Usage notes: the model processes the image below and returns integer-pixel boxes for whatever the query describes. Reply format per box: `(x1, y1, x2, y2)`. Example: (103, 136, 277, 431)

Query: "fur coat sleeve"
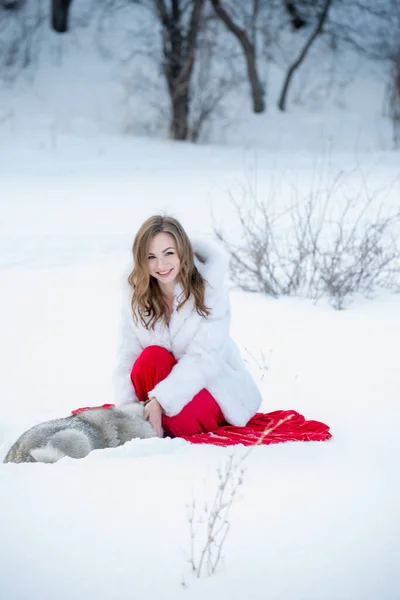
(112, 293, 142, 405)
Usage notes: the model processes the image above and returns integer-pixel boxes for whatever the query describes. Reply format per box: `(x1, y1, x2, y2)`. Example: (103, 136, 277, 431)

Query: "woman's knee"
(132, 345, 175, 375)
(162, 392, 225, 437)
(137, 345, 172, 363)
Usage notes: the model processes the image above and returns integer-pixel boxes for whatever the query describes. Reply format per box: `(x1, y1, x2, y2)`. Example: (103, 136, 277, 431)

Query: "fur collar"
(191, 237, 229, 289)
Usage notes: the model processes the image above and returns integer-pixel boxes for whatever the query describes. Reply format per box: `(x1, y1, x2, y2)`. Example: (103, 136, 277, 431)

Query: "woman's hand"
(144, 397, 163, 437)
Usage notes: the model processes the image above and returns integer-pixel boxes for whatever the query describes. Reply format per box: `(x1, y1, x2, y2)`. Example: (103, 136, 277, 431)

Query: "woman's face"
(147, 232, 181, 288)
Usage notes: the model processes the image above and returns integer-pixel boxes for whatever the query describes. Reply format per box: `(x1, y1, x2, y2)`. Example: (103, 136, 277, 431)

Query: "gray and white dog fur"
(3, 403, 158, 464)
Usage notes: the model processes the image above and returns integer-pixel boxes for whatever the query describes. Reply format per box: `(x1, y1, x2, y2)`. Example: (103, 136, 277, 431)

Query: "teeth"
(159, 270, 171, 275)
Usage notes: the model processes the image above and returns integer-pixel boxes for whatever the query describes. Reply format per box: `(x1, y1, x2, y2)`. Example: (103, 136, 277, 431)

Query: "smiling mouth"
(157, 269, 173, 277)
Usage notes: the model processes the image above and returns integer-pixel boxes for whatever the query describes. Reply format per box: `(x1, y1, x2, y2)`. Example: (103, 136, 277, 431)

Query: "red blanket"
(180, 410, 331, 446)
(72, 405, 331, 447)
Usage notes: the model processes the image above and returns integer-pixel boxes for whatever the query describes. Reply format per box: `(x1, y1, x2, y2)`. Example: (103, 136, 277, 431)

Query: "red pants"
(131, 346, 226, 437)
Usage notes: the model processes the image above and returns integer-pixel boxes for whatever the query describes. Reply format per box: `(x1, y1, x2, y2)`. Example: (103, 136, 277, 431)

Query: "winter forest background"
(0, 2, 400, 600)
(1, 0, 400, 146)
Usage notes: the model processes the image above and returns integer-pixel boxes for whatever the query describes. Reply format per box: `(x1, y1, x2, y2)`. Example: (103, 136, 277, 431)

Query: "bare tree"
(51, 0, 73, 33)
(325, 0, 399, 62)
(278, 0, 333, 111)
(209, 0, 265, 113)
(155, 0, 206, 140)
(189, 13, 241, 142)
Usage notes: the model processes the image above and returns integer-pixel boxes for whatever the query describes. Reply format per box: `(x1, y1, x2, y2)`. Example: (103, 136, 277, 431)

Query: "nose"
(155, 258, 168, 271)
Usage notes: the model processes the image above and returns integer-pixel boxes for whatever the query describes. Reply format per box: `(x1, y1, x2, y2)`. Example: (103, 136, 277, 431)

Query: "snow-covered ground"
(1, 134, 399, 599)
(0, 3, 399, 598)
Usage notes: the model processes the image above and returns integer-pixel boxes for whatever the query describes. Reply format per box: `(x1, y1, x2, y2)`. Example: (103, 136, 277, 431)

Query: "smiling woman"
(112, 214, 263, 439)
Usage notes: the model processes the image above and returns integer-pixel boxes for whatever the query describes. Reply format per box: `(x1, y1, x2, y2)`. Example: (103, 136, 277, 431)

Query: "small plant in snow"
(187, 453, 244, 578)
(186, 414, 291, 579)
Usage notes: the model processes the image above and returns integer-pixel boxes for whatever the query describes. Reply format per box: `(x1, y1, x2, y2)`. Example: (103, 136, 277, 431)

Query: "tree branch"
(278, 0, 333, 111)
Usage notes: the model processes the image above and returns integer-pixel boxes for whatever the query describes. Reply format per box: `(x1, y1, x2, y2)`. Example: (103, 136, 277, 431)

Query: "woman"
(113, 214, 262, 438)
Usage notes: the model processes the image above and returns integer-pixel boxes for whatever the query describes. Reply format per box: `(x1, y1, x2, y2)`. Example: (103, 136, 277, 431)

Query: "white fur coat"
(113, 237, 262, 426)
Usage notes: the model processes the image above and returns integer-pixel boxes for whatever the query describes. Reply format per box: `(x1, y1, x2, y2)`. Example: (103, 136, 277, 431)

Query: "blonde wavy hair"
(128, 215, 210, 329)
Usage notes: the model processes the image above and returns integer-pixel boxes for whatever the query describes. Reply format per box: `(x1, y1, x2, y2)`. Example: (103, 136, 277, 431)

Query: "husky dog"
(3, 403, 158, 464)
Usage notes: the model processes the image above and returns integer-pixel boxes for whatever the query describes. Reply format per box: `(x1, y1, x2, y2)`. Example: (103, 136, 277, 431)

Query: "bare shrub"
(315, 201, 400, 308)
(213, 173, 400, 309)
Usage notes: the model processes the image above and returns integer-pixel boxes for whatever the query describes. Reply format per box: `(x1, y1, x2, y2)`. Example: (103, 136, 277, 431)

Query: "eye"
(148, 256, 155, 260)
(165, 252, 174, 256)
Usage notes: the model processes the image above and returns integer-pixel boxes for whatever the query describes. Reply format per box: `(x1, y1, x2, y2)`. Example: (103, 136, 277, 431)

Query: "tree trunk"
(170, 89, 190, 140)
(51, 0, 73, 34)
(389, 49, 400, 148)
(242, 36, 265, 113)
(166, 0, 188, 140)
(278, 0, 333, 111)
(210, 0, 265, 113)
(156, 0, 205, 141)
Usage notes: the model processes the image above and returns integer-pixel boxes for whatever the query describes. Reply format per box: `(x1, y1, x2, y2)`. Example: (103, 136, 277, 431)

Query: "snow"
(0, 4, 400, 599)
